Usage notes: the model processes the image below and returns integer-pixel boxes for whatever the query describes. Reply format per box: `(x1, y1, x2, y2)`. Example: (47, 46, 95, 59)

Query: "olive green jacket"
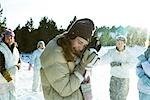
(40, 36, 84, 100)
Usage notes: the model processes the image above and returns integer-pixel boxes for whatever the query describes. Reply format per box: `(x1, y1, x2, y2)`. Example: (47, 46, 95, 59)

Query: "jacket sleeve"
(43, 63, 82, 97)
(0, 51, 5, 73)
(121, 51, 137, 69)
(29, 51, 37, 65)
(136, 63, 145, 78)
(100, 49, 112, 64)
(141, 60, 150, 77)
(0, 51, 12, 82)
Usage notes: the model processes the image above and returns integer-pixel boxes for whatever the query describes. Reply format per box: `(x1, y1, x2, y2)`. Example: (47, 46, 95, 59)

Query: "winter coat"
(0, 42, 19, 94)
(100, 47, 135, 78)
(40, 36, 84, 100)
(137, 54, 150, 94)
(137, 65, 150, 94)
(30, 48, 44, 70)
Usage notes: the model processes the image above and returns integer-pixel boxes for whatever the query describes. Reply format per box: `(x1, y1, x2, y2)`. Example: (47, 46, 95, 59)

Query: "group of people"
(0, 18, 150, 100)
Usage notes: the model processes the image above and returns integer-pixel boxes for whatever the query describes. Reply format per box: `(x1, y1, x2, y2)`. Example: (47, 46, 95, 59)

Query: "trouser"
(139, 92, 150, 100)
(109, 76, 129, 100)
(32, 68, 41, 92)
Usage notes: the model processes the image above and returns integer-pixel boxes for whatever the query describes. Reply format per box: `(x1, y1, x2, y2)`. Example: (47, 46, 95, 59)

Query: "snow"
(16, 46, 146, 100)
(16, 62, 44, 100)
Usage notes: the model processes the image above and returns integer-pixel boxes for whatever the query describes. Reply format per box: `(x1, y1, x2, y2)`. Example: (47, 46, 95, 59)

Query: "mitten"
(140, 74, 150, 87)
(74, 64, 86, 76)
(138, 54, 147, 63)
(110, 61, 122, 67)
(80, 49, 99, 68)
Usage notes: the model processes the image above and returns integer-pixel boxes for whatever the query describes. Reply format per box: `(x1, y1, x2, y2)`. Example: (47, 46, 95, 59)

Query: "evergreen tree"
(25, 18, 34, 32)
(0, 5, 6, 33)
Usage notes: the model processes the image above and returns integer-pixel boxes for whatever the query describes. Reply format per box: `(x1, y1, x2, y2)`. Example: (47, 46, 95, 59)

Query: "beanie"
(68, 18, 95, 42)
(37, 41, 45, 48)
(116, 35, 127, 43)
(2, 29, 15, 37)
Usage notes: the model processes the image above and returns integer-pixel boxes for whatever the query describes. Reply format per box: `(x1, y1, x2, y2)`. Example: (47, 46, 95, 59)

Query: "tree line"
(0, 6, 148, 53)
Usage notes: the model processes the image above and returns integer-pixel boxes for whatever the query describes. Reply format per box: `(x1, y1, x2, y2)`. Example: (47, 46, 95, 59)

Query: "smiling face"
(116, 40, 126, 51)
(70, 36, 89, 57)
(4, 35, 15, 46)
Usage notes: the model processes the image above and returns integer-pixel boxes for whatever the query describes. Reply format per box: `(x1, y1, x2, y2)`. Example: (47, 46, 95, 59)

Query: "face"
(4, 35, 15, 46)
(116, 40, 125, 51)
(39, 43, 45, 49)
(71, 36, 89, 56)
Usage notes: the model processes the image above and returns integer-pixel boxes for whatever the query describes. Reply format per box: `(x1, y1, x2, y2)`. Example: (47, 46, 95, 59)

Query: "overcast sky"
(1, 0, 150, 31)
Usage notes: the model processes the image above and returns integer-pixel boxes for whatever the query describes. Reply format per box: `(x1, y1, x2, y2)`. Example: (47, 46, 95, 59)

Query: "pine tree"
(0, 4, 7, 33)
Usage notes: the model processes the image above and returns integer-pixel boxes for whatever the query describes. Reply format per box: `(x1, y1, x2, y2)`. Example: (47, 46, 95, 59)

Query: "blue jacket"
(30, 48, 44, 70)
(137, 55, 150, 94)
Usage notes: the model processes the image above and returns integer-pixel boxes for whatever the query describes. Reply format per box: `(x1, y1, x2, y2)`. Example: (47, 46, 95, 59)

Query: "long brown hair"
(57, 33, 77, 62)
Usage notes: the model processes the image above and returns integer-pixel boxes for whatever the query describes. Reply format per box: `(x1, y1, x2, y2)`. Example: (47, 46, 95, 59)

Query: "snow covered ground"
(16, 46, 146, 100)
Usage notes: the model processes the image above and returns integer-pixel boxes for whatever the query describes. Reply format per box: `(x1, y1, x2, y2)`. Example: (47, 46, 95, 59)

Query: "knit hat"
(68, 18, 95, 42)
(2, 29, 15, 37)
(116, 35, 127, 43)
(37, 41, 45, 48)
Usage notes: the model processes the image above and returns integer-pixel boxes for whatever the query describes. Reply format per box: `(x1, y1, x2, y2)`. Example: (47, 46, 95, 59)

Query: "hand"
(140, 75, 150, 87)
(88, 37, 101, 52)
(80, 49, 99, 68)
(74, 64, 86, 76)
(110, 61, 122, 67)
(138, 54, 147, 63)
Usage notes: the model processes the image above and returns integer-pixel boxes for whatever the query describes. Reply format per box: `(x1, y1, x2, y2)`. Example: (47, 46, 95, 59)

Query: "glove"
(138, 54, 147, 63)
(110, 61, 122, 67)
(87, 37, 101, 52)
(137, 68, 150, 87)
(1, 70, 12, 82)
(80, 49, 99, 68)
(74, 64, 86, 76)
(140, 75, 150, 87)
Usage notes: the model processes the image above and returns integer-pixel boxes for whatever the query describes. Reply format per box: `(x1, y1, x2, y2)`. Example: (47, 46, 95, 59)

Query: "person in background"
(29, 41, 45, 92)
(40, 18, 99, 100)
(136, 38, 150, 100)
(100, 35, 134, 100)
(0, 29, 20, 100)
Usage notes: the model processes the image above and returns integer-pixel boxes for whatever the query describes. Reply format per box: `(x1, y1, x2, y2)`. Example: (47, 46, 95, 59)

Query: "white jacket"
(0, 42, 19, 94)
(100, 47, 135, 78)
(30, 48, 44, 70)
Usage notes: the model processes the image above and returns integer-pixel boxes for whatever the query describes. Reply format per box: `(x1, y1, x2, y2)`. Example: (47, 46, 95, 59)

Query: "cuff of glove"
(74, 71, 84, 83)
